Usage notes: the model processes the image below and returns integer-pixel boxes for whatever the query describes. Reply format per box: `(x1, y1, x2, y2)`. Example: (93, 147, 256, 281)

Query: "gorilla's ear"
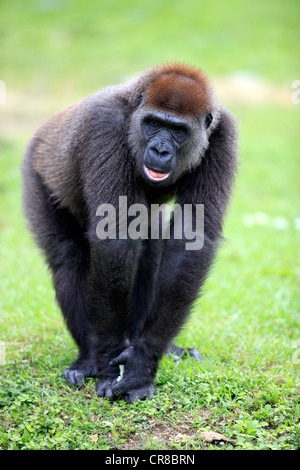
(205, 112, 213, 129)
(200, 108, 238, 220)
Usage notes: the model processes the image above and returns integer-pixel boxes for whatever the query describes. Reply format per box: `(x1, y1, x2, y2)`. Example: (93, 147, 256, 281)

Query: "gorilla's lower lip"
(144, 166, 171, 182)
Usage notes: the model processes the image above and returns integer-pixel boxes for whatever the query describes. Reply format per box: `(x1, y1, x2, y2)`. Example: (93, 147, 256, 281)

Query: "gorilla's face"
(141, 111, 190, 182)
(137, 108, 213, 186)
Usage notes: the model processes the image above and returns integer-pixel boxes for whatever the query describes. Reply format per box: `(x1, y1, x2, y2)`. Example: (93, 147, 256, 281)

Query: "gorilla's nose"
(148, 141, 173, 163)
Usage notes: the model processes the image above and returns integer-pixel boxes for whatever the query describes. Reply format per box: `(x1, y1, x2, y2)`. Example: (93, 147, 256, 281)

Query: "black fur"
(22, 64, 238, 403)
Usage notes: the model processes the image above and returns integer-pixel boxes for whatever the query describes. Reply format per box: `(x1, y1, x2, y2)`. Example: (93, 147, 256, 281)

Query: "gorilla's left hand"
(109, 346, 157, 403)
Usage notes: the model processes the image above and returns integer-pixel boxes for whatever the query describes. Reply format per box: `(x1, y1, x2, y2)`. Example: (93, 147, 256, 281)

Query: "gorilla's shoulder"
(75, 85, 130, 133)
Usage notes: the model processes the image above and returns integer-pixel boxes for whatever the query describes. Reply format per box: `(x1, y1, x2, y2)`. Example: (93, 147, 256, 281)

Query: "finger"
(96, 378, 114, 400)
(109, 347, 133, 366)
(62, 369, 84, 389)
(111, 375, 149, 396)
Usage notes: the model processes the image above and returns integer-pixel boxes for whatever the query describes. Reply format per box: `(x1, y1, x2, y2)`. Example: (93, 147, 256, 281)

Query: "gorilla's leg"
(23, 167, 95, 388)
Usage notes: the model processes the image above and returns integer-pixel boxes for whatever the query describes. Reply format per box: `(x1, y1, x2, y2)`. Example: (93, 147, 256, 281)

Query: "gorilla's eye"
(205, 112, 213, 129)
(172, 127, 186, 137)
(149, 119, 160, 128)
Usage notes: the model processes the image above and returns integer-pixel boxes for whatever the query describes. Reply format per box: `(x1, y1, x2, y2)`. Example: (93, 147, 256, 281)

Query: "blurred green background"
(1, 0, 299, 90)
(0, 0, 299, 450)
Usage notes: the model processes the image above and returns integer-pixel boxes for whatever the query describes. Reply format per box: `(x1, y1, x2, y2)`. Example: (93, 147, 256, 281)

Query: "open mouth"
(144, 166, 171, 182)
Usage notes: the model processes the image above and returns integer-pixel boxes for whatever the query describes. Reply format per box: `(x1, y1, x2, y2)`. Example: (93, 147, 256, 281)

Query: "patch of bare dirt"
(92, 410, 235, 450)
(116, 419, 197, 450)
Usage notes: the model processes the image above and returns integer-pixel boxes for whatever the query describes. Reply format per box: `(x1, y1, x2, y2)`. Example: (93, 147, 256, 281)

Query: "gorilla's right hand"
(108, 346, 157, 404)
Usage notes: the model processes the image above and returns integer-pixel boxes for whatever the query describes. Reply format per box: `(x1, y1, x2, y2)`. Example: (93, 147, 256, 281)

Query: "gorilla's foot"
(62, 359, 98, 389)
(168, 344, 203, 362)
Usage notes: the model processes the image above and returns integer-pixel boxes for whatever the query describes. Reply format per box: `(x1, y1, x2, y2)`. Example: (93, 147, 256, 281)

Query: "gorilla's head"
(128, 63, 219, 187)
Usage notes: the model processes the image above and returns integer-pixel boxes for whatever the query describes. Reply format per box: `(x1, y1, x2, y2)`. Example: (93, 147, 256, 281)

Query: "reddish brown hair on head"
(145, 63, 212, 117)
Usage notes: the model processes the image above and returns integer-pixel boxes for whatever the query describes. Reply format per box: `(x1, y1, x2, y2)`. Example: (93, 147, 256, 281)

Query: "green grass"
(0, 0, 299, 451)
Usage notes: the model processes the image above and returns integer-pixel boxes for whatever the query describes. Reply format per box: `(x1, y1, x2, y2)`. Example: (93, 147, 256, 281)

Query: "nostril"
(160, 150, 171, 158)
(149, 147, 160, 158)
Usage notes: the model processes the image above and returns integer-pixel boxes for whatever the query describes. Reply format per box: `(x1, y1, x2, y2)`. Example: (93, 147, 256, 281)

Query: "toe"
(187, 348, 203, 361)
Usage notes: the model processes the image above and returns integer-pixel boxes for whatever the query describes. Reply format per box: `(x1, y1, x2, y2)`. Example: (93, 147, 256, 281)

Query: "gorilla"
(22, 63, 238, 403)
